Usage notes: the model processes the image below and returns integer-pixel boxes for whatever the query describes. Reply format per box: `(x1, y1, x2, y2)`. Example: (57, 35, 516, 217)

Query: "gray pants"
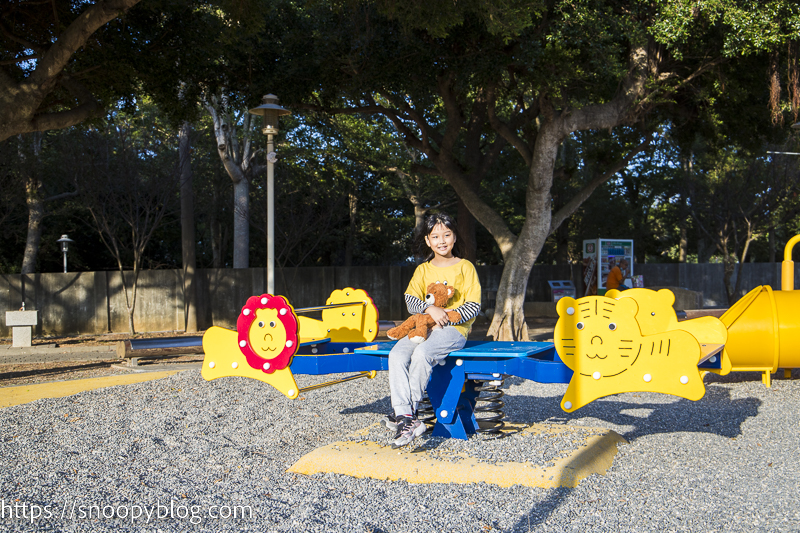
(388, 326, 466, 417)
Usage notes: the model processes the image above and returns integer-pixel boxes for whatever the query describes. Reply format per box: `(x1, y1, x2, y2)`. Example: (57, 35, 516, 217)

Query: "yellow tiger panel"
(554, 296, 705, 412)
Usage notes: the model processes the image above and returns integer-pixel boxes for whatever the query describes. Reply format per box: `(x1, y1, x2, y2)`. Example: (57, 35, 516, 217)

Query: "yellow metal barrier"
(781, 234, 800, 291)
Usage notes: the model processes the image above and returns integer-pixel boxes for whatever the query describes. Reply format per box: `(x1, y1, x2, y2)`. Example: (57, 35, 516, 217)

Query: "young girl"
(387, 213, 482, 448)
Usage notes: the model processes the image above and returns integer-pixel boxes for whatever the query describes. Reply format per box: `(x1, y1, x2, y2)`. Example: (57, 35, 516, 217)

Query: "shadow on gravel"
(504, 385, 760, 441)
(502, 385, 760, 531)
(339, 396, 393, 417)
(0, 361, 114, 380)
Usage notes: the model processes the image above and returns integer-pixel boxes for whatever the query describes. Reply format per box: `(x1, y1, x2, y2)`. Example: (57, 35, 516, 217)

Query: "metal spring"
(417, 394, 437, 427)
(473, 376, 506, 434)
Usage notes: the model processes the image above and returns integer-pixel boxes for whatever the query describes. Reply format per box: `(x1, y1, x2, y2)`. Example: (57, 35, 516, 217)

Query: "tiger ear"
(615, 296, 639, 316)
(655, 289, 676, 307)
(556, 297, 578, 317)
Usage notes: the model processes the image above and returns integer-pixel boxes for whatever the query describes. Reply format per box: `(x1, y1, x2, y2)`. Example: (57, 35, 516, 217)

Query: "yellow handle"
(781, 235, 800, 291)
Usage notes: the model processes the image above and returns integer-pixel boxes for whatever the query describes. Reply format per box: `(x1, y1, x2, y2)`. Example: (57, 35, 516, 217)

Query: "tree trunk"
(345, 192, 357, 266)
(232, 178, 249, 268)
(556, 222, 570, 265)
(21, 133, 43, 274)
(769, 227, 776, 263)
(179, 121, 198, 332)
(487, 119, 561, 340)
(457, 198, 477, 263)
(723, 257, 736, 306)
(22, 187, 44, 274)
(205, 100, 255, 269)
(718, 229, 737, 305)
(487, 236, 538, 341)
(679, 224, 688, 263)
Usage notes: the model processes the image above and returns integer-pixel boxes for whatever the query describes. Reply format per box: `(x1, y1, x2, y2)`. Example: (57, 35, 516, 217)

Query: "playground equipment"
(200, 286, 725, 439)
(713, 234, 800, 386)
(605, 287, 730, 374)
(552, 294, 723, 412)
(202, 288, 380, 398)
(602, 233, 800, 387)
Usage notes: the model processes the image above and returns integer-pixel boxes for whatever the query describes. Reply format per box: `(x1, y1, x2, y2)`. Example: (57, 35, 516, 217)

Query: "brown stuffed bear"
(387, 282, 463, 344)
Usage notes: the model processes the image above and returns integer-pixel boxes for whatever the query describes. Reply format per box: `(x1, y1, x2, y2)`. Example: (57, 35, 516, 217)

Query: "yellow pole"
(781, 235, 800, 291)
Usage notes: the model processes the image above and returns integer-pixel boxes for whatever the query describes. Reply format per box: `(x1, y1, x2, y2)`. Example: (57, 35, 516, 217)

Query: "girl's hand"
(424, 306, 450, 327)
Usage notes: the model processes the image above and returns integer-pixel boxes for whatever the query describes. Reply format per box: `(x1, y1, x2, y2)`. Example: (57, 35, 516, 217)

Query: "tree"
(79, 104, 177, 333)
(0, 0, 143, 141)
(689, 143, 800, 304)
(179, 121, 198, 332)
(1, 0, 230, 142)
(15, 131, 80, 273)
(202, 95, 265, 268)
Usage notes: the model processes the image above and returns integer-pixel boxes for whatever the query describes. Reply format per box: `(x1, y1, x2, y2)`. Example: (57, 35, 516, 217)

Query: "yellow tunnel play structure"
(718, 234, 800, 386)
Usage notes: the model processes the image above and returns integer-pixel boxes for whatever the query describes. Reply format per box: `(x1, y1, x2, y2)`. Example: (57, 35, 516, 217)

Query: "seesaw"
(200, 287, 727, 439)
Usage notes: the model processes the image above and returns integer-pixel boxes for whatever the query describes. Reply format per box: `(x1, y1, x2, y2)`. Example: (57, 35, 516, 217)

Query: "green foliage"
(4, 0, 800, 278)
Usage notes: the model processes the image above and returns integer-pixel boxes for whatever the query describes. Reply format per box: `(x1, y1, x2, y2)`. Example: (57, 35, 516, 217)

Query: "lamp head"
(56, 234, 74, 252)
(248, 94, 291, 135)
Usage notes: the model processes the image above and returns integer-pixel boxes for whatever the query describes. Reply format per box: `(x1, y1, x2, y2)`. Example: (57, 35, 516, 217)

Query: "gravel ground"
(0, 364, 798, 532)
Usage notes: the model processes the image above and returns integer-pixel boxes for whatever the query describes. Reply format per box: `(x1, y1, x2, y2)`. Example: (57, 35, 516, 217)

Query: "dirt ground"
(0, 318, 558, 388)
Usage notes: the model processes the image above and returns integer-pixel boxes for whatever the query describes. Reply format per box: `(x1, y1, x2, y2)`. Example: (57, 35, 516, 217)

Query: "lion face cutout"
(236, 294, 299, 373)
(554, 295, 643, 378)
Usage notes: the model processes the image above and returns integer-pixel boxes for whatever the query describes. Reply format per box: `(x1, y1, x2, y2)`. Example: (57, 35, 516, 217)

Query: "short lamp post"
(56, 234, 74, 273)
(249, 94, 291, 295)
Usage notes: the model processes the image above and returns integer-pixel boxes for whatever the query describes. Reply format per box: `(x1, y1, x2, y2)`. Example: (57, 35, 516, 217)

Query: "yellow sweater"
(405, 259, 482, 338)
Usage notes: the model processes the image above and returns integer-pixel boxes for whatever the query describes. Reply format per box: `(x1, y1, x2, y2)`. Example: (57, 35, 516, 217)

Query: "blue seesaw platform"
(292, 340, 573, 439)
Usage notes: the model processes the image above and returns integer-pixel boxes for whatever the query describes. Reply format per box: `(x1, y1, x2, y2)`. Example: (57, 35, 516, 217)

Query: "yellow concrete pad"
(0, 371, 184, 408)
(289, 423, 627, 488)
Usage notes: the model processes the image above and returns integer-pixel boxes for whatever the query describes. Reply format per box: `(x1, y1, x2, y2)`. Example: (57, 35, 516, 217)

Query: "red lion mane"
(236, 294, 299, 373)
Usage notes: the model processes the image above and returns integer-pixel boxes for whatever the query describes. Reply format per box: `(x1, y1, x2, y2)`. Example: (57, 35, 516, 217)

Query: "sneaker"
(380, 414, 397, 433)
(391, 416, 426, 449)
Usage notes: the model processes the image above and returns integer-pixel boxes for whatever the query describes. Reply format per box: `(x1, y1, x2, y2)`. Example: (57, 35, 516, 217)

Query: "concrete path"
(0, 370, 188, 408)
(0, 343, 117, 364)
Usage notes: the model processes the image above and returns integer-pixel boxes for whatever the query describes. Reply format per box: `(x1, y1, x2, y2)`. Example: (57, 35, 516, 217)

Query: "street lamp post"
(249, 94, 291, 295)
(56, 234, 74, 273)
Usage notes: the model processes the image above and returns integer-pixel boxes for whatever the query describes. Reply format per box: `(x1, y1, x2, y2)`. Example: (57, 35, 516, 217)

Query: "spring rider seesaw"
(200, 283, 733, 438)
(201, 288, 382, 399)
(603, 234, 800, 387)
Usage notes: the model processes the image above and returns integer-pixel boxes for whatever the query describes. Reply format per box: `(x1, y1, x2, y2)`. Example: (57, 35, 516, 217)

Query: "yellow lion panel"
(321, 288, 379, 342)
(201, 326, 299, 399)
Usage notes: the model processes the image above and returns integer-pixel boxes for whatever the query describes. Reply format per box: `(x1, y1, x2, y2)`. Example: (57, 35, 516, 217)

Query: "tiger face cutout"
(554, 296, 642, 379)
(554, 295, 705, 412)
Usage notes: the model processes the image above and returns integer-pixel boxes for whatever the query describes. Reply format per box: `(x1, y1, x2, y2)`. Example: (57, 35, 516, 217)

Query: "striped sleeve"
(451, 301, 481, 325)
(405, 294, 429, 315)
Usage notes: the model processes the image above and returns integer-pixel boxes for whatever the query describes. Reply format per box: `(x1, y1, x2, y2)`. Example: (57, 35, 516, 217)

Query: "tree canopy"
(1, 0, 799, 339)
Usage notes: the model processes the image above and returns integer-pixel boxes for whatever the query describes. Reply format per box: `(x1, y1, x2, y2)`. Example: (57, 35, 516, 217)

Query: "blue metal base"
(291, 340, 571, 440)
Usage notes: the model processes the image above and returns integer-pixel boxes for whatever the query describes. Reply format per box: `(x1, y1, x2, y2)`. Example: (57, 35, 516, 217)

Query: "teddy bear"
(387, 282, 463, 344)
